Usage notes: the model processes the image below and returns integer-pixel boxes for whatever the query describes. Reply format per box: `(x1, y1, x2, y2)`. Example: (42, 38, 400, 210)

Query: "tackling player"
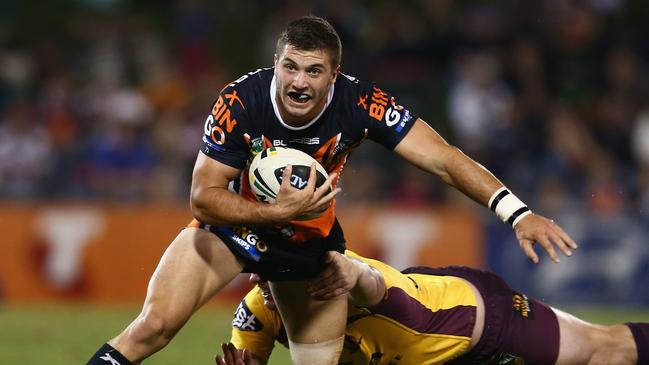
(87, 16, 577, 365)
(217, 251, 649, 365)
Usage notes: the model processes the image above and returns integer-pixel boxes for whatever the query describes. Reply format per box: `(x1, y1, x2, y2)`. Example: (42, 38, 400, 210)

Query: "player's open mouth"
(287, 91, 311, 104)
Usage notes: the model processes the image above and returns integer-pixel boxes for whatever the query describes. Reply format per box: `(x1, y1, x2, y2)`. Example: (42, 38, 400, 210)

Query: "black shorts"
(402, 266, 560, 365)
(201, 220, 346, 281)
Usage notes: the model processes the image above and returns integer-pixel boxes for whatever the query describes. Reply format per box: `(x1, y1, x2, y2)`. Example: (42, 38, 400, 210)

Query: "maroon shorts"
(402, 266, 560, 365)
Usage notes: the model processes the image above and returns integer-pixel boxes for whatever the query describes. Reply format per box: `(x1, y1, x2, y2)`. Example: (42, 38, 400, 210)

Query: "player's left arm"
(394, 118, 578, 264)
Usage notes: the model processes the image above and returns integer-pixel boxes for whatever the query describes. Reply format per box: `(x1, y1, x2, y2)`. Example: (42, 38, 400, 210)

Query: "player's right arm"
(191, 153, 336, 226)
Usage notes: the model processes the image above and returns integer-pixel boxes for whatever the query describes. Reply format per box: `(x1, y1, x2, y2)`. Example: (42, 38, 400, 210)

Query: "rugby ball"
(249, 147, 329, 205)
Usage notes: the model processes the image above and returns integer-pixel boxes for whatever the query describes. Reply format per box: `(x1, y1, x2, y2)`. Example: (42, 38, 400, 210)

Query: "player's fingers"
(314, 172, 338, 199)
(548, 229, 572, 257)
(553, 224, 579, 250)
(215, 354, 225, 365)
(537, 235, 560, 263)
(280, 165, 293, 189)
(314, 187, 341, 208)
(241, 349, 251, 364)
(306, 163, 317, 190)
(222, 343, 233, 364)
(519, 239, 539, 264)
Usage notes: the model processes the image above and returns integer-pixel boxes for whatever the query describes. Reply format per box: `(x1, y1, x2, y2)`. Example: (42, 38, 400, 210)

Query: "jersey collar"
(270, 73, 335, 131)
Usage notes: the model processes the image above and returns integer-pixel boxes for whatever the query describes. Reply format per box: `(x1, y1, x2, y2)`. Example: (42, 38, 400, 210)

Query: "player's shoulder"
(335, 72, 373, 97)
(218, 67, 273, 109)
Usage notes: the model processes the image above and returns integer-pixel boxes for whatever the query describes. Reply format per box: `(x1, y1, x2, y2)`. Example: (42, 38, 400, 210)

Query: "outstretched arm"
(394, 119, 578, 263)
(308, 251, 386, 306)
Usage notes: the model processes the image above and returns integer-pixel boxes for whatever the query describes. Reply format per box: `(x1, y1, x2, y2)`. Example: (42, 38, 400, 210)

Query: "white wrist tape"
(488, 187, 532, 226)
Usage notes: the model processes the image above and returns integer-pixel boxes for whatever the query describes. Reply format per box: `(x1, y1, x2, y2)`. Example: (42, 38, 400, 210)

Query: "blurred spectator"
(0, 103, 52, 198)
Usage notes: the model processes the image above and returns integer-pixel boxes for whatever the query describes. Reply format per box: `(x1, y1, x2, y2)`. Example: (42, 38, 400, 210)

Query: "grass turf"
(1, 304, 647, 364)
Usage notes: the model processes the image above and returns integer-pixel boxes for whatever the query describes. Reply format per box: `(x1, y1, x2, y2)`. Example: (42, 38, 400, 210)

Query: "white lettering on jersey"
(232, 302, 263, 331)
(385, 107, 401, 127)
(273, 138, 320, 146)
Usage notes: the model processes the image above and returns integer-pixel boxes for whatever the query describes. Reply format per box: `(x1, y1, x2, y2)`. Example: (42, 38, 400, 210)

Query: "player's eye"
(285, 64, 297, 71)
(308, 68, 322, 76)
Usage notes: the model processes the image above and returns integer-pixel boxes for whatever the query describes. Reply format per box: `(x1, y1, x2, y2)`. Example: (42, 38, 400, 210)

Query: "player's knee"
(128, 308, 180, 347)
(288, 336, 344, 365)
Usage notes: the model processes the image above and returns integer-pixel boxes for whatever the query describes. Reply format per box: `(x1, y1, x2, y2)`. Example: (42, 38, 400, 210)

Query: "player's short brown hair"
(276, 16, 342, 67)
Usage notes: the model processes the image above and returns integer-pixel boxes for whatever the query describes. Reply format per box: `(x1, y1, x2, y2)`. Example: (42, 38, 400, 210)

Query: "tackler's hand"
(514, 213, 578, 264)
(215, 343, 259, 365)
(307, 251, 359, 300)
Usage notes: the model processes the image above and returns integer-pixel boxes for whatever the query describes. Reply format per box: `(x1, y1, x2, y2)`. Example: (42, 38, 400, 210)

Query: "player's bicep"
(191, 152, 241, 204)
(393, 118, 454, 177)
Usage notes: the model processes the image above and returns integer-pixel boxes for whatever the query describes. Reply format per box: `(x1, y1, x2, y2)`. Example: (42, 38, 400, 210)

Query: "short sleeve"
(354, 84, 417, 150)
(200, 86, 250, 170)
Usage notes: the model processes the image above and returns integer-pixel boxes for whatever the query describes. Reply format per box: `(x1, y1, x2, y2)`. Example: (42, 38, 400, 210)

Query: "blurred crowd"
(1, 0, 649, 303)
(0, 0, 648, 211)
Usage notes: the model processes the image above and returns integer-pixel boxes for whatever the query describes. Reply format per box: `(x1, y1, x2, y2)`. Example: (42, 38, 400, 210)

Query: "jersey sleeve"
(352, 83, 417, 150)
(230, 288, 282, 363)
(200, 84, 251, 170)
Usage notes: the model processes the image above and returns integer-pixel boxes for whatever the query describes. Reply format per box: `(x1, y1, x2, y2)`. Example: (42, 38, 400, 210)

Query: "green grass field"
(1, 304, 648, 365)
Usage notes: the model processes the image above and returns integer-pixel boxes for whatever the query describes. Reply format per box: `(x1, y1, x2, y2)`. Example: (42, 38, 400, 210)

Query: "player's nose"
(292, 71, 308, 89)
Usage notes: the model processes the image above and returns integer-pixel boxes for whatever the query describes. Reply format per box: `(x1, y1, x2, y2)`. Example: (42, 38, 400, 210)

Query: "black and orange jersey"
(200, 68, 417, 242)
(230, 250, 477, 365)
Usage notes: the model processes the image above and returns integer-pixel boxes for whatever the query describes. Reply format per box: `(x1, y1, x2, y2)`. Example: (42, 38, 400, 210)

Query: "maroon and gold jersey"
(230, 251, 478, 365)
(200, 68, 416, 242)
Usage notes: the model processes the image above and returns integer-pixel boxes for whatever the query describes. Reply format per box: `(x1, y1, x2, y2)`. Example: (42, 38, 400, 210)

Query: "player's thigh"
(144, 227, 244, 319)
(269, 280, 347, 342)
(553, 307, 599, 365)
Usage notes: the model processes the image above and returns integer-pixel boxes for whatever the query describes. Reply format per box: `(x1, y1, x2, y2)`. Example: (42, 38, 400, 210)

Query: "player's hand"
(215, 343, 259, 365)
(307, 251, 359, 300)
(514, 213, 578, 264)
(272, 164, 341, 222)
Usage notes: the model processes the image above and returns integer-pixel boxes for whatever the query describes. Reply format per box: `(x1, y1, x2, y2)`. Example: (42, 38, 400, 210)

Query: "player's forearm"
(348, 259, 385, 307)
(190, 186, 287, 226)
(437, 146, 504, 207)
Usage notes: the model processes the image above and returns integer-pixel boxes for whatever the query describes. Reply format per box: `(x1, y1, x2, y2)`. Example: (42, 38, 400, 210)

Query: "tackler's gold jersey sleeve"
(341, 251, 478, 365)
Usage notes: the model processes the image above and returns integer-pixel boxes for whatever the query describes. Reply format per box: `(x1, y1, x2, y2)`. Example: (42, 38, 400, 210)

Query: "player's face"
(274, 44, 339, 127)
(249, 274, 276, 310)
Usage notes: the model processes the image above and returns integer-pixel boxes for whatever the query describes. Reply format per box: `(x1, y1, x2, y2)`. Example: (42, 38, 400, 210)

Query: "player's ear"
(273, 53, 278, 67)
(330, 65, 340, 84)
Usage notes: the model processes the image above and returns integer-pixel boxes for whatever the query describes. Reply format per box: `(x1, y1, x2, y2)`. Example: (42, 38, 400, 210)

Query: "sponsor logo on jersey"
(395, 109, 413, 133)
(512, 293, 532, 319)
(272, 137, 320, 146)
(234, 226, 267, 252)
(232, 301, 263, 331)
(204, 89, 244, 147)
(202, 135, 226, 151)
(99, 353, 121, 365)
(366, 87, 413, 133)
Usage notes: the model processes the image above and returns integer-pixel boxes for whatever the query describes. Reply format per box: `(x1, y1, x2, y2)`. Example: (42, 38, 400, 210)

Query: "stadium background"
(1, 0, 649, 364)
